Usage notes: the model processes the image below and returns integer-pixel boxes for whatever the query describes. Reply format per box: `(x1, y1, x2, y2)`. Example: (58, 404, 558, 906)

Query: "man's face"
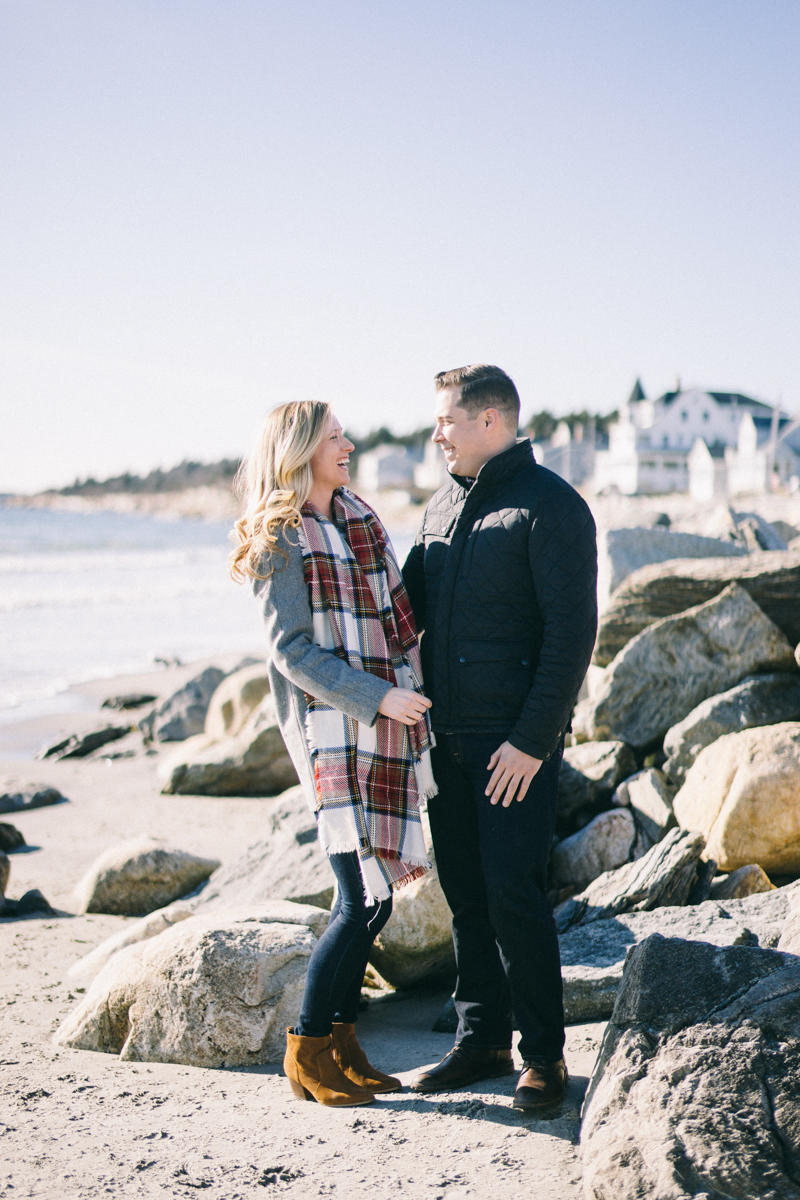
(432, 386, 495, 478)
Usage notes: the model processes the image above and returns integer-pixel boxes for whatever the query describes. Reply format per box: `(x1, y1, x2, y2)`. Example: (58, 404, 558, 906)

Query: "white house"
(594, 381, 799, 496)
(357, 445, 422, 491)
(532, 421, 596, 488)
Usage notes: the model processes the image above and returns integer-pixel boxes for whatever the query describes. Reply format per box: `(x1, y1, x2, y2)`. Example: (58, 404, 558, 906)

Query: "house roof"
(628, 378, 646, 405)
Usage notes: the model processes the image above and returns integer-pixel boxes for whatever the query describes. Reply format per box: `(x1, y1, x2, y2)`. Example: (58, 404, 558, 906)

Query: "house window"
(703, 411, 709, 421)
(662, 435, 669, 447)
(664, 462, 679, 469)
(681, 411, 688, 421)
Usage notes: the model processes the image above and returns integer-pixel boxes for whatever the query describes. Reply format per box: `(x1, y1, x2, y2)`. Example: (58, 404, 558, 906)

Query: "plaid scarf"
(298, 488, 434, 904)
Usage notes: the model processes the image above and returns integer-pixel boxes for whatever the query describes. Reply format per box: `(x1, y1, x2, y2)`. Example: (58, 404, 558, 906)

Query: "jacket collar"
(451, 438, 533, 493)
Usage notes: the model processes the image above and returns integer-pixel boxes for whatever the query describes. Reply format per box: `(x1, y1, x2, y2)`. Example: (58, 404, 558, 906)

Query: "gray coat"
(252, 525, 393, 811)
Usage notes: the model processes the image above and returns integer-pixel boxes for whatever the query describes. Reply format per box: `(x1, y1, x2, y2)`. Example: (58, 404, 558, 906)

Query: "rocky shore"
(4, 489, 800, 1198)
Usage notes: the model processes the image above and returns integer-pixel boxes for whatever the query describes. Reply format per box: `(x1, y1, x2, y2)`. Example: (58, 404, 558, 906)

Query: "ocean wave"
(0, 545, 229, 573)
(0, 576, 242, 612)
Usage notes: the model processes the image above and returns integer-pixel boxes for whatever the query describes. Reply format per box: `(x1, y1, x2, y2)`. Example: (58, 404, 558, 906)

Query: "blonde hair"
(229, 400, 331, 582)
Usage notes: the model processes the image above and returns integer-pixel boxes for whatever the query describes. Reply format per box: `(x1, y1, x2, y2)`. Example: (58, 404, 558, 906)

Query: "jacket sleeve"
(401, 526, 427, 632)
(253, 527, 392, 726)
(507, 493, 598, 761)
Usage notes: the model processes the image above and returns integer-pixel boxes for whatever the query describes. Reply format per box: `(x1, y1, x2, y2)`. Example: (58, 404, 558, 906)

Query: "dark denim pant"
(297, 850, 392, 1038)
(427, 731, 565, 1063)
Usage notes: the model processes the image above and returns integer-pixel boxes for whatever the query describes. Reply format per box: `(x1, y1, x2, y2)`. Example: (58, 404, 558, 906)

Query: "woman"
(230, 401, 434, 1108)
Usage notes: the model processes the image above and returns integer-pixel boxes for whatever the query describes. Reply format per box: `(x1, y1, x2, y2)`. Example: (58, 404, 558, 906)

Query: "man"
(402, 364, 597, 1110)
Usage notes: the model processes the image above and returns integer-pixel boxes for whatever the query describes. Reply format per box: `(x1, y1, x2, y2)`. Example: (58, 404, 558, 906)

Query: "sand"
(0, 662, 603, 1200)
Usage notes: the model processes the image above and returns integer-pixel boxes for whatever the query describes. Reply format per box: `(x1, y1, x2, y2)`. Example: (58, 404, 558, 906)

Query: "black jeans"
(427, 731, 565, 1063)
(296, 851, 392, 1038)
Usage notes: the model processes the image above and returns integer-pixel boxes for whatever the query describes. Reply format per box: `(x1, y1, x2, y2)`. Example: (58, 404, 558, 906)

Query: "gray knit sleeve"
(252, 526, 392, 726)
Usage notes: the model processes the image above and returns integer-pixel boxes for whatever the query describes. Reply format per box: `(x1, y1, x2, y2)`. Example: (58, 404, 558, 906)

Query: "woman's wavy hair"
(229, 400, 331, 582)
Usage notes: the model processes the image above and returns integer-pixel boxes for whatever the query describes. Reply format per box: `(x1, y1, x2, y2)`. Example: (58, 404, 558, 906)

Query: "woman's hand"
(378, 687, 433, 726)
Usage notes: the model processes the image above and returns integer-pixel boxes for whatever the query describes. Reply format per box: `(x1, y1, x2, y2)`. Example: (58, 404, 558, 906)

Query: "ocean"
(0, 505, 414, 721)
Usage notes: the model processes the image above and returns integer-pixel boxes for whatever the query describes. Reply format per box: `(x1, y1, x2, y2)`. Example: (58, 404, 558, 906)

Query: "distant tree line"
(55, 410, 616, 495)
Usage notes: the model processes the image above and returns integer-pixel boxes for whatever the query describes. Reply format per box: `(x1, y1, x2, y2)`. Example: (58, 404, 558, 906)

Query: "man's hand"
(486, 741, 543, 807)
(378, 687, 432, 726)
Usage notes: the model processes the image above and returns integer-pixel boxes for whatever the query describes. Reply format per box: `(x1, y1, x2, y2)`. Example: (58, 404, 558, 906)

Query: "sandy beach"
(0, 657, 603, 1200)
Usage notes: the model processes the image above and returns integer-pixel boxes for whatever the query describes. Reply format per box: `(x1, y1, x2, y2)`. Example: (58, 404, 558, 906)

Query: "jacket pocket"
(452, 638, 533, 721)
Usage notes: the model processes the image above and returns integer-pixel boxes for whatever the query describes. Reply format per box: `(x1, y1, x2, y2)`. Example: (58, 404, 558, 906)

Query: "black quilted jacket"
(402, 439, 598, 761)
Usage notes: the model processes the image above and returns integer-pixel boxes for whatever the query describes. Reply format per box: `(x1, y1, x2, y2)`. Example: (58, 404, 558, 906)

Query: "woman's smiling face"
(309, 414, 355, 492)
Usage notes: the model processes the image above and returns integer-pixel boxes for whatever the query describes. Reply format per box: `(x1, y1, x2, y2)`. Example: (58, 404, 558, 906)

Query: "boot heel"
(288, 1077, 315, 1101)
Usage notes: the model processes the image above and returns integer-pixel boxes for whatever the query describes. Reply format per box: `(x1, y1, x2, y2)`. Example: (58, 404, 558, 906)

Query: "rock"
(101, 693, 157, 710)
(192, 786, 335, 911)
(612, 769, 676, 852)
(38, 725, 132, 760)
(573, 583, 796, 749)
(674, 721, 800, 873)
(557, 741, 638, 831)
(593, 548, 800, 666)
(140, 666, 227, 742)
(0, 851, 9, 897)
(68, 898, 330, 981)
(368, 861, 456, 988)
(733, 510, 788, 551)
(74, 837, 221, 916)
(54, 912, 317, 1066)
(550, 809, 636, 893)
(709, 864, 775, 900)
(597, 526, 746, 609)
(159, 694, 298, 797)
(580, 933, 800, 1200)
(554, 828, 705, 934)
(204, 663, 270, 740)
(0, 784, 66, 814)
(1, 889, 57, 918)
(777, 889, 800, 955)
(0, 823, 25, 852)
(663, 672, 800, 784)
(560, 882, 798, 1023)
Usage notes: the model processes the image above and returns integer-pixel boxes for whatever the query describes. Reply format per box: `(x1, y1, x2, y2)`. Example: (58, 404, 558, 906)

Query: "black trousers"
(427, 730, 565, 1063)
(297, 851, 392, 1038)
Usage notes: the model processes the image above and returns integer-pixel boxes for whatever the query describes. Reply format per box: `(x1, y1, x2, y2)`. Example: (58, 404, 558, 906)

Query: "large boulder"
(141, 666, 227, 742)
(673, 721, 800, 873)
(192, 786, 335, 911)
(597, 526, 746, 609)
(580, 933, 800, 1200)
(560, 881, 798, 1023)
(74, 837, 220, 916)
(663, 671, 800, 784)
(159, 695, 298, 796)
(203, 663, 270, 740)
(557, 741, 637, 831)
(368, 862, 455, 988)
(573, 583, 796, 749)
(38, 726, 132, 760)
(67, 898, 330, 982)
(555, 828, 705, 934)
(0, 823, 25, 853)
(612, 768, 676, 852)
(54, 911, 317, 1066)
(550, 809, 636, 893)
(594, 548, 800, 666)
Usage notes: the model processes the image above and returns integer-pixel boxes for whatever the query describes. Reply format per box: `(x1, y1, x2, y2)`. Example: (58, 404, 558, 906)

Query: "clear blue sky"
(2, 0, 799, 492)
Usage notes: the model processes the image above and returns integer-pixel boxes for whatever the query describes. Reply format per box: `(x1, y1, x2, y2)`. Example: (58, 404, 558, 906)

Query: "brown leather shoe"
(512, 1057, 568, 1111)
(283, 1029, 375, 1106)
(332, 1022, 402, 1093)
(409, 1044, 514, 1094)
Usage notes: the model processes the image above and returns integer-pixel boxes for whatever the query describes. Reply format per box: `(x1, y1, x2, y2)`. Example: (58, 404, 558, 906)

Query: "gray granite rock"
(663, 672, 800, 784)
(612, 768, 676, 852)
(573, 583, 796, 749)
(192, 785, 335, 911)
(550, 809, 636, 892)
(0, 784, 66, 814)
(140, 666, 227, 742)
(580, 931, 800, 1199)
(557, 741, 637, 831)
(555, 828, 706, 934)
(74, 838, 221, 916)
(598, 525, 746, 608)
(559, 882, 798, 1023)
(593, 548, 800, 666)
(0, 823, 25, 853)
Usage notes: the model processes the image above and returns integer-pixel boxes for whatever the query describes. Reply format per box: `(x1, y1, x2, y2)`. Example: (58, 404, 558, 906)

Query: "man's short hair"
(434, 364, 520, 427)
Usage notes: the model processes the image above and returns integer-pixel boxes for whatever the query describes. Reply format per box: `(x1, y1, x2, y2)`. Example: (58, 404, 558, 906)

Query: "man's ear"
(482, 408, 501, 431)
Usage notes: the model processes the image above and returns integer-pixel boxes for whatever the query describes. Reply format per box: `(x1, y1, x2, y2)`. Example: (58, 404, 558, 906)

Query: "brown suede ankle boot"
(332, 1022, 402, 1093)
(283, 1029, 375, 1106)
